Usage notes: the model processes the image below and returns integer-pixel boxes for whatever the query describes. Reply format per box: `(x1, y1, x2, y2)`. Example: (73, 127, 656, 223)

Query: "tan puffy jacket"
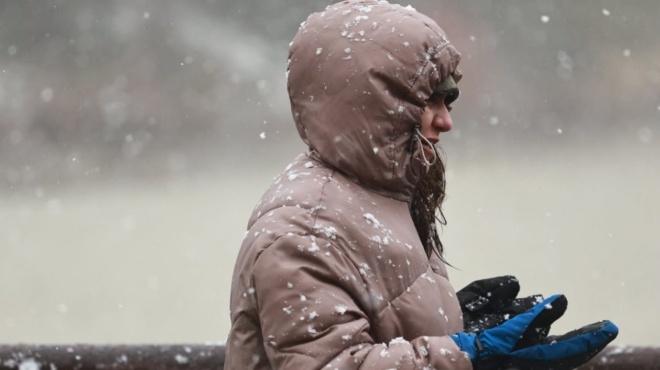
(226, 1, 470, 369)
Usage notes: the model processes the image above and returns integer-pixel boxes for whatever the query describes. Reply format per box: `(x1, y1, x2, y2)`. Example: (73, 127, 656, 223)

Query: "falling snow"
(3, 0, 656, 357)
(363, 213, 382, 228)
(174, 354, 189, 364)
(335, 304, 348, 314)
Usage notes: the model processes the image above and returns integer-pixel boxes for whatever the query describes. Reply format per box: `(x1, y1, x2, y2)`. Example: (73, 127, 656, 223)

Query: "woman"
(226, 1, 617, 369)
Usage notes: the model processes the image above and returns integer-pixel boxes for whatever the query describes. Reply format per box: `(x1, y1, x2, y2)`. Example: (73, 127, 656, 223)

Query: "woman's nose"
(433, 105, 453, 132)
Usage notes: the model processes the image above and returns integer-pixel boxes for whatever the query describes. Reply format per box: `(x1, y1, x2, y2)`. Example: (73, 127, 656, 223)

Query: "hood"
(287, 0, 461, 202)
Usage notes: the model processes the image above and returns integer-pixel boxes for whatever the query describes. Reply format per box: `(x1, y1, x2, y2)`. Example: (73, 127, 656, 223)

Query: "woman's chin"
(423, 145, 435, 158)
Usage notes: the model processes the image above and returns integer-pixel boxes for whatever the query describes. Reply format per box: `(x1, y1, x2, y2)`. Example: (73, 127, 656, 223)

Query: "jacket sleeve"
(249, 234, 473, 370)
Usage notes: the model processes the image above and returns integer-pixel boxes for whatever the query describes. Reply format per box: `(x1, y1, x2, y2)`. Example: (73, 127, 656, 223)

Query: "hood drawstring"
(412, 124, 438, 166)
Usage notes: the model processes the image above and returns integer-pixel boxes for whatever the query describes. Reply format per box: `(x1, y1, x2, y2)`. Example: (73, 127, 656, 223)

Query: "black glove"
(451, 294, 619, 370)
(457, 275, 543, 333)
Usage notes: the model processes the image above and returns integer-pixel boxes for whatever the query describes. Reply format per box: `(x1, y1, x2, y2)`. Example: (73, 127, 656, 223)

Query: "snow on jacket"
(226, 1, 470, 369)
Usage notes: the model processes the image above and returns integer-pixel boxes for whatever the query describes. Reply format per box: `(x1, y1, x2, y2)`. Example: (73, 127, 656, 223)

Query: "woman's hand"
(457, 275, 543, 333)
(451, 294, 618, 370)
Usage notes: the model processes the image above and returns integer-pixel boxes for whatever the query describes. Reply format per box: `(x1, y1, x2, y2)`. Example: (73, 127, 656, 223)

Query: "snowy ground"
(0, 139, 658, 346)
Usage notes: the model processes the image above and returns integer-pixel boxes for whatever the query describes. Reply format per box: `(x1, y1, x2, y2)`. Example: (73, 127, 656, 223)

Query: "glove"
(457, 275, 543, 333)
(451, 294, 619, 370)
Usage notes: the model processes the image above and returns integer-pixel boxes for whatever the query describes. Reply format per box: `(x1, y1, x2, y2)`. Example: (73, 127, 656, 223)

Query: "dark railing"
(0, 344, 657, 369)
(0, 344, 224, 370)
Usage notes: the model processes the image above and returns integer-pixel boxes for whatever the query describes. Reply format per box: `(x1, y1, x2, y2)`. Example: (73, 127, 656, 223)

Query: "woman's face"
(419, 95, 453, 158)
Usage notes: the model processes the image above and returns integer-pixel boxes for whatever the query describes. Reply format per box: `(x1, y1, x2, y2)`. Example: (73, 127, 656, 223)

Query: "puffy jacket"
(226, 1, 469, 369)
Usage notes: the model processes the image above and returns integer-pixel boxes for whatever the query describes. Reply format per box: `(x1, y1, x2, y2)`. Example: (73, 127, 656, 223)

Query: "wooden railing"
(0, 344, 657, 369)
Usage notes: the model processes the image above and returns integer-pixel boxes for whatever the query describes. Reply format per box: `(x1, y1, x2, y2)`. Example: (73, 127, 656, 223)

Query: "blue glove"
(451, 294, 618, 370)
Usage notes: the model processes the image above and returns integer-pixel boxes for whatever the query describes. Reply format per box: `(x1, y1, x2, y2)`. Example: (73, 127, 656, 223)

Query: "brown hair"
(410, 152, 447, 259)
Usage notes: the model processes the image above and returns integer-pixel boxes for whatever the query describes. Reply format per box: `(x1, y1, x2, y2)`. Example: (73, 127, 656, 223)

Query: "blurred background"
(1, 0, 658, 346)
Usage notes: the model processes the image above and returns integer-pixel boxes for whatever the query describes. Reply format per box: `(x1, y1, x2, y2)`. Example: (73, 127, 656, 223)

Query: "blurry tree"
(0, 0, 658, 190)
